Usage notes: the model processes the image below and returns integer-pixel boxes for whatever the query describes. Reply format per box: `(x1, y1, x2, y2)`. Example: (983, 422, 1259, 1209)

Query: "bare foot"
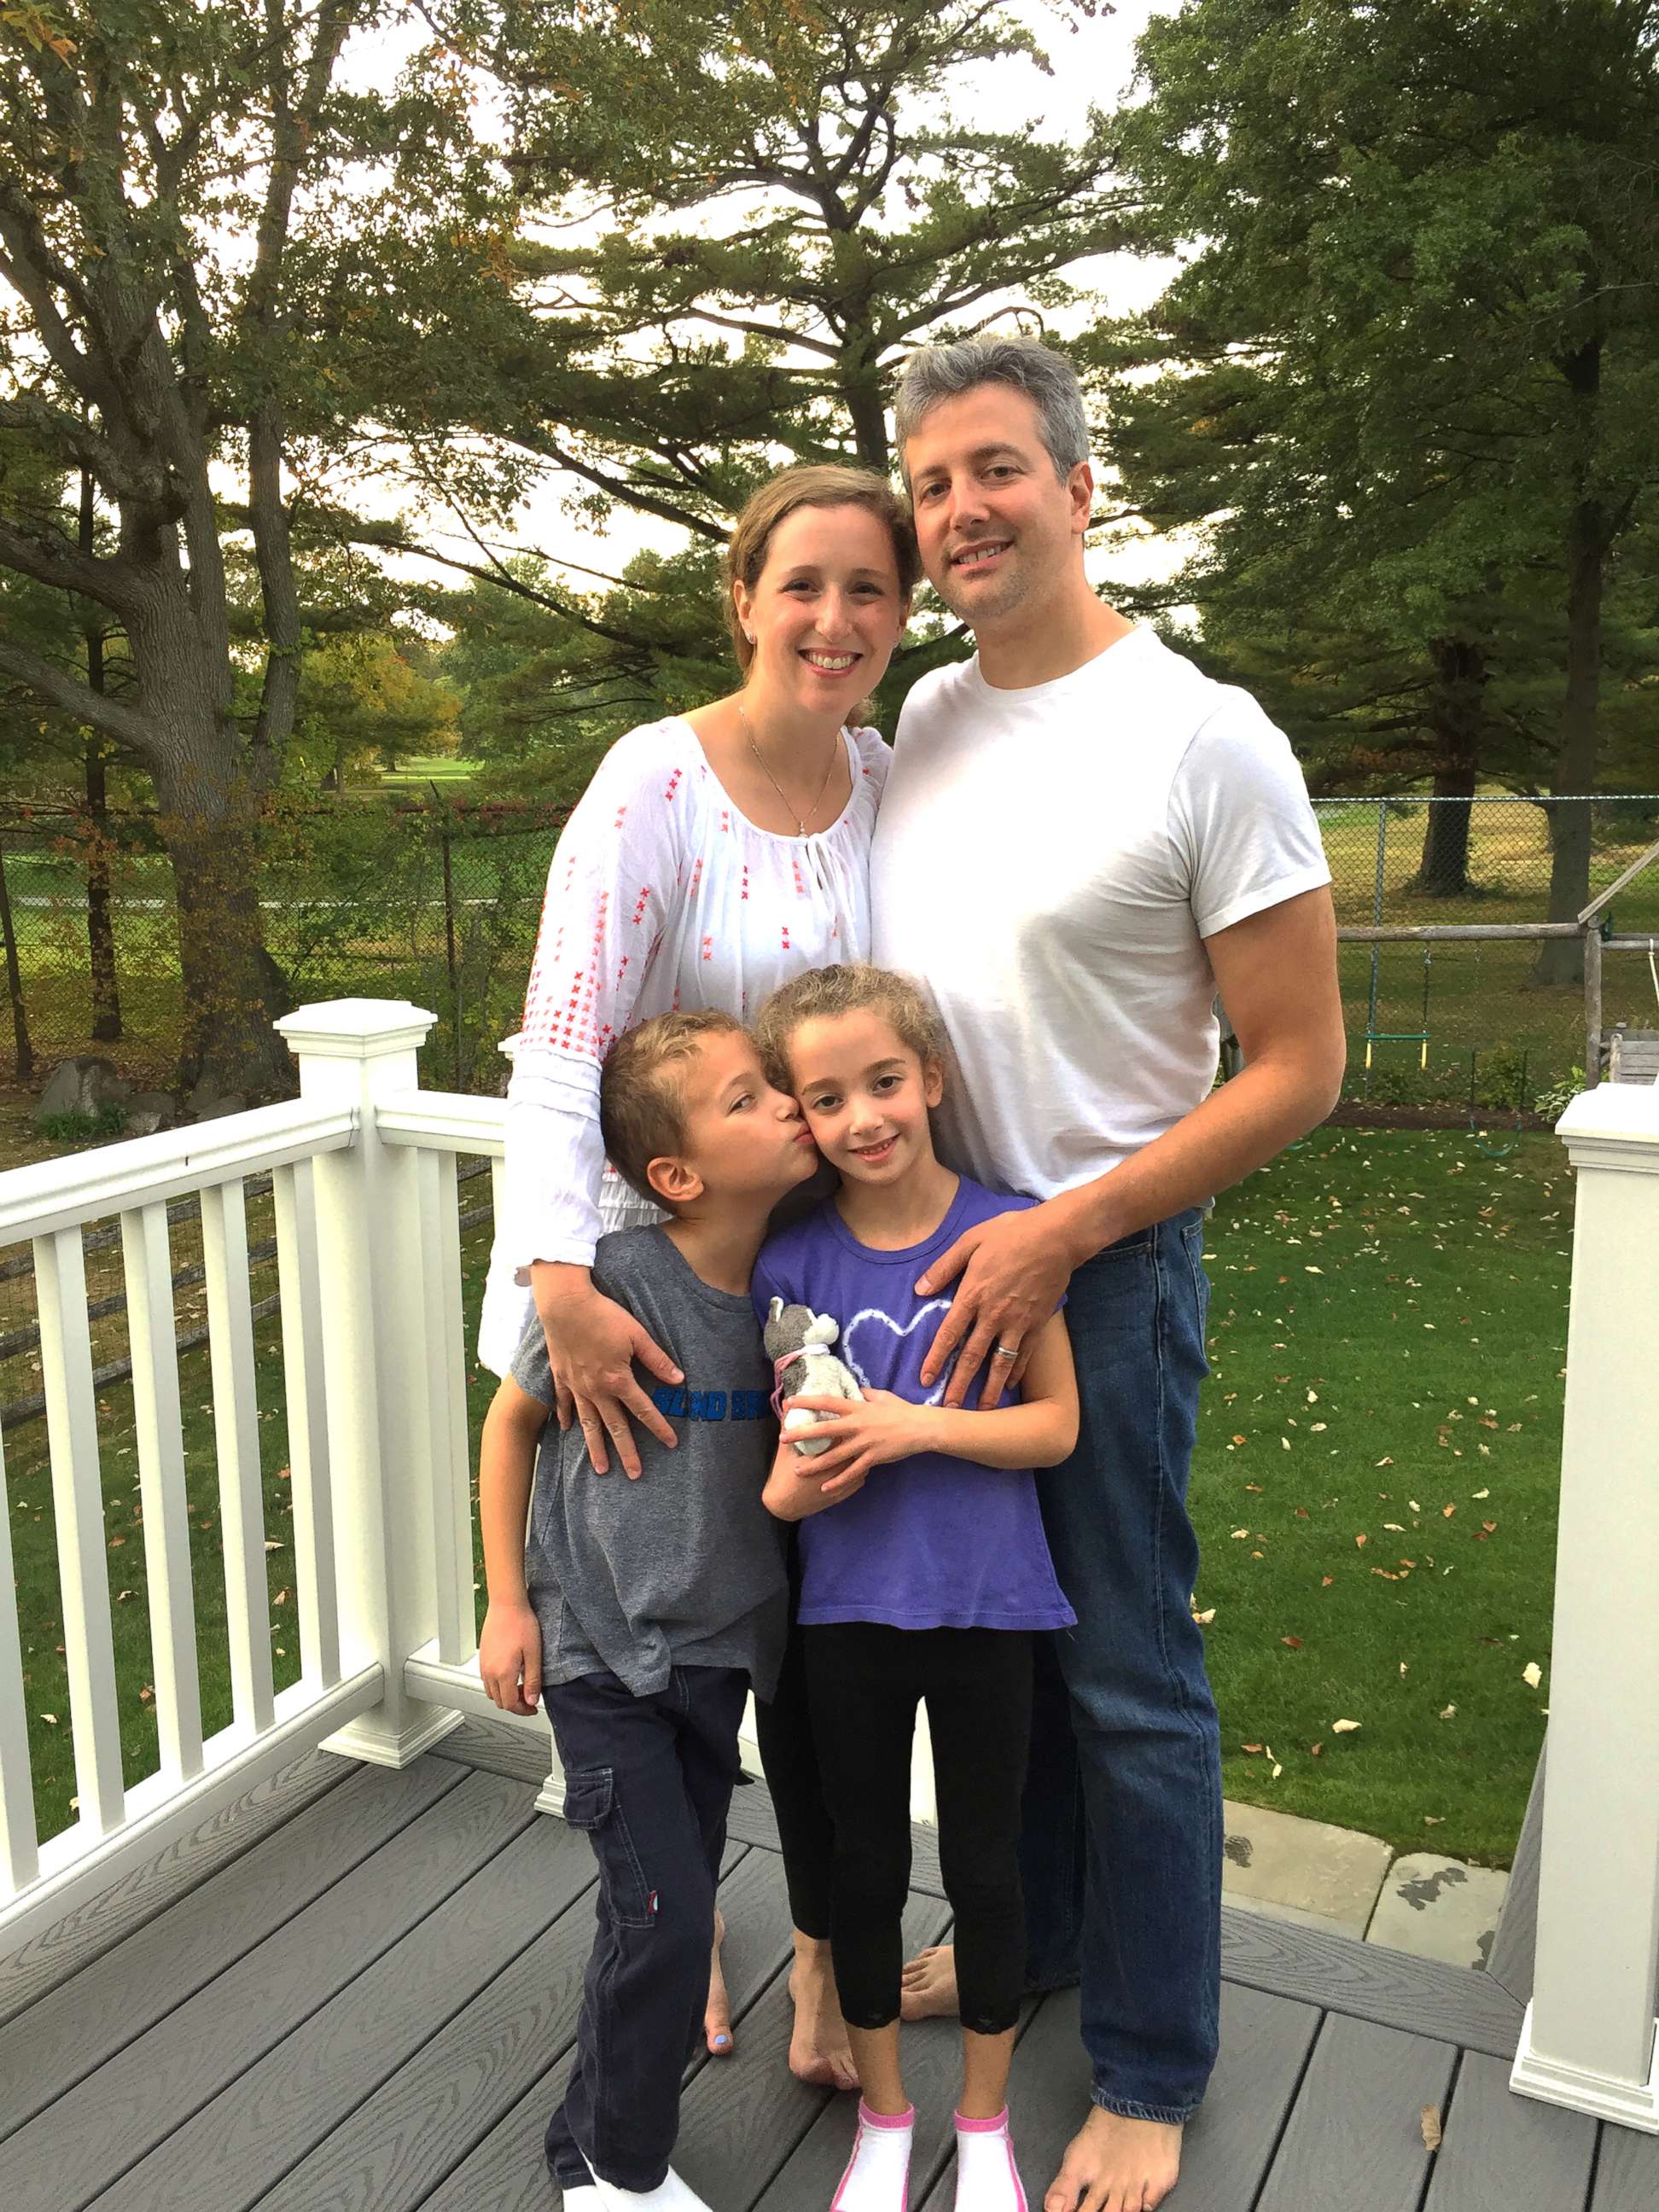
(788, 1935, 859, 2092)
(704, 1908, 732, 2056)
(1044, 2108, 1183, 2212)
(899, 1941, 958, 2021)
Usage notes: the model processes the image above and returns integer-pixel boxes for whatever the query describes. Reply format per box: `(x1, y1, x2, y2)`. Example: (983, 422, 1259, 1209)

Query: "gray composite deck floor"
(2, 1726, 1655, 2212)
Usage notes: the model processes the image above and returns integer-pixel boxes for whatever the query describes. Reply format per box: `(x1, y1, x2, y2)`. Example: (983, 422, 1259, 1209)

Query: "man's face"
(903, 385, 1093, 635)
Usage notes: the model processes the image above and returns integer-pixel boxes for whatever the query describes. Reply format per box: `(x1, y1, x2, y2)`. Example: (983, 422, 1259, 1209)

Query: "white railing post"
(274, 999, 463, 1767)
(1511, 1079, 1659, 2131)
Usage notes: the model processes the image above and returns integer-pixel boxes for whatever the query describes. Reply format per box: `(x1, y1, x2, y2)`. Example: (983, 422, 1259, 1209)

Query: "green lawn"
(8, 1127, 1565, 1869)
(1192, 1126, 1563, 1866)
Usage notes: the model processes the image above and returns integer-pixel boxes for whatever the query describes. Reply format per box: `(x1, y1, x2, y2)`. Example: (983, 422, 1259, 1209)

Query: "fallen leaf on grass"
(1442, 1504, 1457, 1518)
(1331, 1718, 1361, 1733)
(1355, 1533, 1368, 1548)
(1320, 1575, 1335, 1586)
(1522, 1662, 1543, 1689)
(1242, 1743, 1264, 1755)
(1280, 1635, 1303, 1649)
(1440, 1704, 1457, 1720)
(138, 1685, 154, 1703)
(1192, 1608, 1215, 1625)
(1424, 1814, 1444, 1825)
(1295, 1506, 1310, 1519)
(1376, 1456, 1394, 1467)
(1422, 2106, 1442, 2152)
(1310, 1742, 1323, 1756)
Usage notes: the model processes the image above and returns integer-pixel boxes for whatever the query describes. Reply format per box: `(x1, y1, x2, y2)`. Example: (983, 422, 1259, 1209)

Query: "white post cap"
(276, 999, 437, 1062)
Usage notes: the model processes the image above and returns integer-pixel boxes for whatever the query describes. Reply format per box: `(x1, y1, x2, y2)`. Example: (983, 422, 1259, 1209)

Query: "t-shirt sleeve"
(1171, 694, 1331, 940)
(751, 1233, 803, 1328)
(509, 1313, 556, 1406)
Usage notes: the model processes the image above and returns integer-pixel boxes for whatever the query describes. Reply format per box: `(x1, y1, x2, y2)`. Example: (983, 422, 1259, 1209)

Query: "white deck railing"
(0, 998, 1654, 2128)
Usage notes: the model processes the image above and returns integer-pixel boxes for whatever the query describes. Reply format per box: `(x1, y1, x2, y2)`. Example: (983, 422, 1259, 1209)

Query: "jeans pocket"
(562, 1765, 657, 1929)
(1181, 1223, 1212, 1333)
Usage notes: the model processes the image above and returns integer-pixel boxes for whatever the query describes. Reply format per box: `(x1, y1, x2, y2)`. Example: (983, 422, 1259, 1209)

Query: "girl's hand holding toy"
(777, 1387, 940, 1488)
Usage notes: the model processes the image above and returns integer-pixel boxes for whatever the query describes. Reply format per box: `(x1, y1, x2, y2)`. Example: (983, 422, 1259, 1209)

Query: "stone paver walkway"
(1220, 1797, 1509, 1970)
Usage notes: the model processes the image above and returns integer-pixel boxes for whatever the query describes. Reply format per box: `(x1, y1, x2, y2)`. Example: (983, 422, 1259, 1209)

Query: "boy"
(478, 1010, 822, 2212)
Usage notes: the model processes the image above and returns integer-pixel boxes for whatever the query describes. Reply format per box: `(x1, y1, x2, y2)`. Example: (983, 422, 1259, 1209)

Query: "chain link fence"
(3, 793, 1658, 1121)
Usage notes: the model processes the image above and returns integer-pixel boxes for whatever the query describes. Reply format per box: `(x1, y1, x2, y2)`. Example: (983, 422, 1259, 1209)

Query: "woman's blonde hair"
(725, 465, 921, 674)
(755, 963, 946, 1088)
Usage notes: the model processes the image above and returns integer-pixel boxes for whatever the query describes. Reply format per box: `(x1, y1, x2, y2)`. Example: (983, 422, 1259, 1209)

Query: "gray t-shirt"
(512, 1225, 787, 1701)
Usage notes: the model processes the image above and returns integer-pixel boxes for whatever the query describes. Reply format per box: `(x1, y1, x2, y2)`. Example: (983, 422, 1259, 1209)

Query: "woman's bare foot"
(704, 1908, 733, 2056)
(1044, 2108, 1183, 2212)
(787, 1932, 859, 2091)
(899, 1941, 958, 2021)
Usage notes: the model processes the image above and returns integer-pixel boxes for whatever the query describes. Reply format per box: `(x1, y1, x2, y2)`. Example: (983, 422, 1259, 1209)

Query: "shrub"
(38, 1104, 130, 1144)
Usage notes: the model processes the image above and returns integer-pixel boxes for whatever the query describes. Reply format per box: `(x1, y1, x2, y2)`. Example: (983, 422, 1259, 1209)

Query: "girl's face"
(733, 504, 909, 721)
(786, 1009, 943, 1187)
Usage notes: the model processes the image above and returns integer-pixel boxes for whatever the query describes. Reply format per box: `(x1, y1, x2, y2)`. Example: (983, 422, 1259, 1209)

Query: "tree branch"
(0, 515, 138, 614)
(0, 626, 153, 752)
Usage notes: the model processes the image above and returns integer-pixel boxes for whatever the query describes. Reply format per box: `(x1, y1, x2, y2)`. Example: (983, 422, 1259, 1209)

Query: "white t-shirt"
(869, 626, 1330, 1202)
(477, 714, 888, 1375)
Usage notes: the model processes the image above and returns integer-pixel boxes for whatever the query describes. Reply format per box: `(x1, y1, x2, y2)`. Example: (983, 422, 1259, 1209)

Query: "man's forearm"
(1051, 1051, 1342, 1265)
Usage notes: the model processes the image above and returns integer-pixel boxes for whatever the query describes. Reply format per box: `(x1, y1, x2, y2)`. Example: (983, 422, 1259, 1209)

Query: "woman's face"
(734, 503, 910, 721)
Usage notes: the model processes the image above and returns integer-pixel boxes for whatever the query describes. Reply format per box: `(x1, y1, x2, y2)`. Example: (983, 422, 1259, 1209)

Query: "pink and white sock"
(831, 2100, 914, 2212)
(952, 2108, 1027, 2212)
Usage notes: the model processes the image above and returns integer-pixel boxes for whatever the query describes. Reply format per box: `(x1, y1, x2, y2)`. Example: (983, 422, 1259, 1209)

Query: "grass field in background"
(6, 793, 1656, 1102)
(9, 1127, 1562, 1868)
(1190, 1127, 1562, 1864)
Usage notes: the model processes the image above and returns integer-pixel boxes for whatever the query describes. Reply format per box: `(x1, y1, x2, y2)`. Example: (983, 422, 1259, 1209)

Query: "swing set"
(1359, 938, 1530, 1155)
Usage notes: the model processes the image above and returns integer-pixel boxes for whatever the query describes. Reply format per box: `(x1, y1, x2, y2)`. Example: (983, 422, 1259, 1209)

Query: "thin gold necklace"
(736, 701, 840, 837)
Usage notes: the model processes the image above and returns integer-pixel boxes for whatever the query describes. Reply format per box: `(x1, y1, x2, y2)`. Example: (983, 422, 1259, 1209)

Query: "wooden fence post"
(1510, 1078, 1659, 2129)
(274, 999, 463, 1767)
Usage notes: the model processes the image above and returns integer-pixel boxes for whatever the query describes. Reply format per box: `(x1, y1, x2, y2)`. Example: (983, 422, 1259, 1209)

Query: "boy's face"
(654, 1030, 819, 1207)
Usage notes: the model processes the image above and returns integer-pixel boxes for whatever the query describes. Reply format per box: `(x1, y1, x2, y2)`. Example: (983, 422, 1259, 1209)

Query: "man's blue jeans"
(1022, 1208, 1222, 2125)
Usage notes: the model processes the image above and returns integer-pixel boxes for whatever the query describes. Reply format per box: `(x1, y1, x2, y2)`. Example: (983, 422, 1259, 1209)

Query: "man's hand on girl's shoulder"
(915, 1199, 1083, 1407)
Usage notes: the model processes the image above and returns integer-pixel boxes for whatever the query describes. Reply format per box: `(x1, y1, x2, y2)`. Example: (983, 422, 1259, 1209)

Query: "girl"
(480, 464, 919, 2089)
(753, 965, 1080, 2212)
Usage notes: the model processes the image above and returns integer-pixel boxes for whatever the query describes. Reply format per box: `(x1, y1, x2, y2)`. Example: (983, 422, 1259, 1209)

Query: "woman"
(479, 463, 918, 2089)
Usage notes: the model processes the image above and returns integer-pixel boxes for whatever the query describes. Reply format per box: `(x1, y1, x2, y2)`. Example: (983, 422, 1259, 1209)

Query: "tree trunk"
(1534, 341, 1607, 989)
(0, 830, 33, 1083)
(150, 744, 291, 1095)
(84, 741, 123, 1044)
(1410, 637, 1485, 896)
(79, 470, 123, 1042)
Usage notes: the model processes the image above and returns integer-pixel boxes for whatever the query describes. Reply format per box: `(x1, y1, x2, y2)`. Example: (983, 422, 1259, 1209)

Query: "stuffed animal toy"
(763, 1298, 863, 1456)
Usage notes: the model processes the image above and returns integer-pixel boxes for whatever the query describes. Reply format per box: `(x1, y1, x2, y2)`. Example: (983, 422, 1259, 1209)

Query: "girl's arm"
(477, 1377, 553, 1714)
(781, 1311, 1080, 1490)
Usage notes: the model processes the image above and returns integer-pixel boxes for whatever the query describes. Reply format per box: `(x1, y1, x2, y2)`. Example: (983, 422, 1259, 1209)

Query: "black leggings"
(804, 1621, 1033, 2036)
(753, 1531, 835, 1939)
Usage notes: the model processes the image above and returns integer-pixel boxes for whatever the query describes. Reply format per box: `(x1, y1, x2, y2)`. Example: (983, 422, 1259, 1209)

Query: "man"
(870, 337, 1345, 2212)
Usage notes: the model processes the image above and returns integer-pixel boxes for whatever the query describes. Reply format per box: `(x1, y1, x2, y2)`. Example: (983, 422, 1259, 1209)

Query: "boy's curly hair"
(754, 963, 946, 1087)
(600, 1009, 748, 1203)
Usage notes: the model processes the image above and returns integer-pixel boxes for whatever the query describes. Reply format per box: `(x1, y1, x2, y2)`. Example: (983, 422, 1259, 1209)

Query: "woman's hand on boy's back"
(480, 1598, 544, 1717)
(533, 1263, 683, 1479)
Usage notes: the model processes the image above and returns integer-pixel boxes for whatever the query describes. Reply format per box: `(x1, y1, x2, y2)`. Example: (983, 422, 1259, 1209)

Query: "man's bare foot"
(899, 1941, 958, 2021)
(1044, 2107, 1183, 2212)
(787, 1934, 859, 2092)
(704, 1908, 732, 2056)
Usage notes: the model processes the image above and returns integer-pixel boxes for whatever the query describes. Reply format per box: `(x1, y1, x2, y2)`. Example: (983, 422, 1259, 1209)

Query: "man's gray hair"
(892, 336, 1091, 483)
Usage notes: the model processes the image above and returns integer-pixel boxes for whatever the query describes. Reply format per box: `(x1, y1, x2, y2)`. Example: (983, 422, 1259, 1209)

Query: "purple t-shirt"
(753, 1177, 1076, 1633)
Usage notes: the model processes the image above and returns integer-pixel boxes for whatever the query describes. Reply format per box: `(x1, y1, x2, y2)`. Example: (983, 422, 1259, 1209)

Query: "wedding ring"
(994, 1342, 1019, 1359)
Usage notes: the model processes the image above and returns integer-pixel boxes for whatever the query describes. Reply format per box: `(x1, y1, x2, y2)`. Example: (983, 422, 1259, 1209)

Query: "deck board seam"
(1247, 2005, 1330, 2212)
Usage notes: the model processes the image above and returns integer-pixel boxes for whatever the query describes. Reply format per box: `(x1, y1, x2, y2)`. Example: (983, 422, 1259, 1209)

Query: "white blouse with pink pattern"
(477, 714, 888, 1375)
